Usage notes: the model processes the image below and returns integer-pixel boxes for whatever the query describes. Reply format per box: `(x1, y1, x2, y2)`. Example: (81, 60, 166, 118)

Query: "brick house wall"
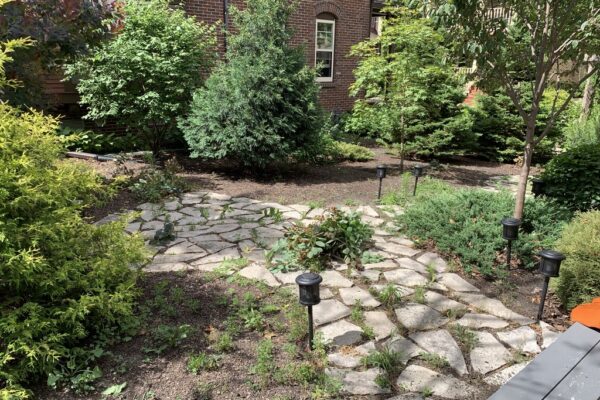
(184, 0, 373, 113)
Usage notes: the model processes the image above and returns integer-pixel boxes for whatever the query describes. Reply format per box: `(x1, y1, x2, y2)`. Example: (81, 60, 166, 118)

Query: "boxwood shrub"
(396, 187, 572, 277)
(554, 211, 600, 310)
(541, 144, 600, 211)
(0, 104, 147, 397)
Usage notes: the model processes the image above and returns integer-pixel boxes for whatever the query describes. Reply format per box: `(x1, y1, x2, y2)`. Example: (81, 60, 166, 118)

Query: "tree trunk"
(581, 65, 596, 119)
(513, 134, 535, 219)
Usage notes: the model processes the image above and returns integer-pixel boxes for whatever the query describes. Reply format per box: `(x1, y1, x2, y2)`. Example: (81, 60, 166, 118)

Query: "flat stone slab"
(409, 330, 467, 376)
(318, 319, 363, 346)
(455, 313, 510, 329)
(375, 242, 420, 257)
(471, 331, 511, 375)
(339, 287, 381, 308)
(386, 335, 423, 364)
(539, 321, 560, 349)
(313, 299, 351, 326)
(395, 303, 448, 331)
(320, 270, 354, 288)
(424, 291, 467, 313)
(152, 253, 205, 264)
(340, 368, 391, 395)
(396, 365, 479, 399)
(219, 229, 253, 242)
(371, 284, 415, 297)
(327, 342, 375, 368)
(438, 273, 480, 292)
(361, 269, 381, 282)
(455, 292, 533, 325)
(416, 252, 448, 273)
(145, 262, 193, 272)
(483, 362, 529, 386)
(397, 258, 427, 274)
(364, 260, 398, 270)
(384, 269, 429, 287)
(205, 223, 241, 234)
(164, 241, 206, 255)
(364, 311, 396, 340)
(385, 395, 425, 400)
(497, 326, 541, 354)
(238, 264, 281, 287)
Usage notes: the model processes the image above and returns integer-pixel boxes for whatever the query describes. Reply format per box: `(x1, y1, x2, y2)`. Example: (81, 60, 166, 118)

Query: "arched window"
(315, 13, 336, 82)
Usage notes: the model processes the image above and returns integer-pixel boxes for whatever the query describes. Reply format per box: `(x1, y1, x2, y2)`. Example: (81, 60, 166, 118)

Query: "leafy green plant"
(564, 107, 600, 149)
(419, 352, 449, 369)
(361, 251, 384, 265)
(267, 208, 373, 272)
(263, 207, 284, 223)
(66, 0, 216, 157)
(554, 211, 600, 310)
(251, 339, 275, 386)
(450, 324, 478, 352)
(0, 103, 146, 396)
(361, 347, 404, 374)
(144, 325, 191, 355)
(57, 127, 142, 154)
(130, 158, 189, 202)
(179, 0, 322, 169)
(327, 140, 375, 162)
(397, 186, 571, 277)
(102, 382, 127, 397)
(379, 174, 454, 208)
(239, 308, 265, 331)
(350, 300, 364, 323)
(214, 332, 235, 353)
(187, 353, 222, 373)
(413, 286, 426, 304)
(541, 144, 600, 211)
(375, 284, 403, 308)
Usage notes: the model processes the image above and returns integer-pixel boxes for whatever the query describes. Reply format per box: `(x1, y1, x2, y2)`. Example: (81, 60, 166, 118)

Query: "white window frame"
(315, 18, 335, 83)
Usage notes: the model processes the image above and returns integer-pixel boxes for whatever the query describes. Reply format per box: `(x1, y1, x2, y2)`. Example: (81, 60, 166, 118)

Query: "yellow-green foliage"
(554, 211, 600, 310)
(0, 104, 147, 396)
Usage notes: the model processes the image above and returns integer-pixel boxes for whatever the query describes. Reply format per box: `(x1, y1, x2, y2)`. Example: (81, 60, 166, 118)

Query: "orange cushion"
(571, 302, 600, 329)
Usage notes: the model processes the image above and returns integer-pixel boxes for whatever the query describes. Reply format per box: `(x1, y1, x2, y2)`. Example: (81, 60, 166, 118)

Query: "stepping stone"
(416, 252, 448, 273)
(375, 242, 420, 257)
(246, 249, 266, 263)
(327, 341, 376, 368)
(273, 271, 304, 285)
(395, 303, 448, 331)
(364, 260, 398, 270)
(364, 311, 396, 340)
(455, 313, 509, 329)
(195, 262, 223, 272)
(186, 233, 221, 243)
(179, 206, 203, 217)
(320, 270, 353, 288)
(163, 200, 181, 211)
(396, 365, 479, 399)
(282, 211, 302, 220)
(254, 226, 284, 238)
(220, 229, 253, 242)
(409, 330, 467, 376)
(164, 241, 205, 255)
(238, 264, 280, 287)
(313, 299, 351, 326)
(141, 220, 164, 231)
(362, 216, 385, 226)
(361, 269, 381, 282)
(483, 362, 529, 386)
(470, 331, 511, 375)
(125, 222, 141, 234)
(384, 269, 429, 287)
(389, 237, 415, 247)
(206, 192, 231, 201)
(193, 247, 240, 264)
(340, 368, 391, 395)
(137, 202, 161, 211)
(289, 204, 311, 213)
(371, 284, 415, 297)
(152, 253, 205, 264)
(205, 224, 241, 234)
(320, 287, 334, 299)
(195, 240, 236, 254)
(385, 335, 423, 364)
(157, 211, 185, 222)
(339, 287, 381, 308)
(385, 395, 425, 400)
(539, 321, 560, 349)
(145, 262, 193, 272)
(356, 205, 380, 218)
(397, 258, 427, 274)
(140, 210, 156, 222)
(424, 291, 467, 313)
(455, 292, 533, 325)
(438, 273, 479, 292)
(497, 326, 541, 354)
(318, 320, 363, 346)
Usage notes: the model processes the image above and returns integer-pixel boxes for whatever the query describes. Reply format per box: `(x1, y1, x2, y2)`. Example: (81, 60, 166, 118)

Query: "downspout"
(369, 0, 374, 37)
(223, 0, 229, 54)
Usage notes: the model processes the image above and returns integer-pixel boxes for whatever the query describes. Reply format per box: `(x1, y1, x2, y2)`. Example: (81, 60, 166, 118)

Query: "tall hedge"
(0, 104, 146, 397)
(179, 0, 322, 169)
(554, 211, 600, 310)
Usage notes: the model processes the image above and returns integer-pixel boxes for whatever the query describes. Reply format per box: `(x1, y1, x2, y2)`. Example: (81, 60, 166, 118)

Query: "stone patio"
(99, 191, 560, 399)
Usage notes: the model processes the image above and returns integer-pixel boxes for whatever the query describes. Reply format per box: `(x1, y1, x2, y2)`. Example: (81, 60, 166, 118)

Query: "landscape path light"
(537, 249, 566, 321)
(412, 165, 424, 196)
(531, 178, 545, 198)
(376, 164, 387, 200)
(295, 272, 323, 350)
(501, 217, 521, 269)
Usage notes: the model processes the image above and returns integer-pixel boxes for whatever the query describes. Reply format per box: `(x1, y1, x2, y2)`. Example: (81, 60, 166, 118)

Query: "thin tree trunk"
(513, 130, 535, 219)
(581, 64, 596, 119)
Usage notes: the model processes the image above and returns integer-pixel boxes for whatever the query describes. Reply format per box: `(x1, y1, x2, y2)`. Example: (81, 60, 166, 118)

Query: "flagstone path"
(97, 191, 560, 399)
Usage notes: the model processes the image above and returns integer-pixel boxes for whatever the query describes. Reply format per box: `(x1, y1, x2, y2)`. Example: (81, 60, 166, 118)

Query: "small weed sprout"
(350, 300, 364, 323)
(377, 284, 403, 308)
(187, 353, 222, 373)
(426, 263, 437, 283)
(450, 324, 478, 352)
(413, 286, 426, 304)
(419, 352, 449, 369)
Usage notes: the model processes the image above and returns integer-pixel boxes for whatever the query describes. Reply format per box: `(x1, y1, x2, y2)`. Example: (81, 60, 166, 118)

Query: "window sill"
(318, 81, 336, 88)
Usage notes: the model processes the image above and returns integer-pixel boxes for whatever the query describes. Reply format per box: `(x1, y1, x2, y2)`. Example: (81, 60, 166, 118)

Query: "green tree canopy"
(66, 0, 216, 157)
(179, 0, 322, 170)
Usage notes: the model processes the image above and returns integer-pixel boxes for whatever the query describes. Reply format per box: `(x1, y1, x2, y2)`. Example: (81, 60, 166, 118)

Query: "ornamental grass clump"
(0, 104, 147, 397)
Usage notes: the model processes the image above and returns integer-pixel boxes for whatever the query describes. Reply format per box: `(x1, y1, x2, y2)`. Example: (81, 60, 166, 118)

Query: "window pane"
(316, 51, 333, 78)
(317, 22, 334, 50)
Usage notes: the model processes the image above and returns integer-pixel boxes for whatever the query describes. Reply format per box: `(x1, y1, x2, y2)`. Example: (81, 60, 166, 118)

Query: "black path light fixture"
(376, 164, 387, 200)
(295, 272, 323, 350)
(537, 249, 566, 321)
(501, 217, 521, 269)
(412, 165, 424, 196)
(531, 178, 546, 198)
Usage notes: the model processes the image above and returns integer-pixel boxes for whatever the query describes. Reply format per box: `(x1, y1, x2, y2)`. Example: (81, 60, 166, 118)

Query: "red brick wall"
(184, 0, 372, 113)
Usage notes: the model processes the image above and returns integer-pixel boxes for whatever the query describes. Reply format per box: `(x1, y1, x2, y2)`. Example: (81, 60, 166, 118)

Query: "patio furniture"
(488, 322, 600, 400)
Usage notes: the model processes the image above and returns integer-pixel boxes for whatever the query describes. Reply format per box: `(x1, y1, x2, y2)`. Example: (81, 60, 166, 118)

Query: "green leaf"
(103, 382, 127, 396)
